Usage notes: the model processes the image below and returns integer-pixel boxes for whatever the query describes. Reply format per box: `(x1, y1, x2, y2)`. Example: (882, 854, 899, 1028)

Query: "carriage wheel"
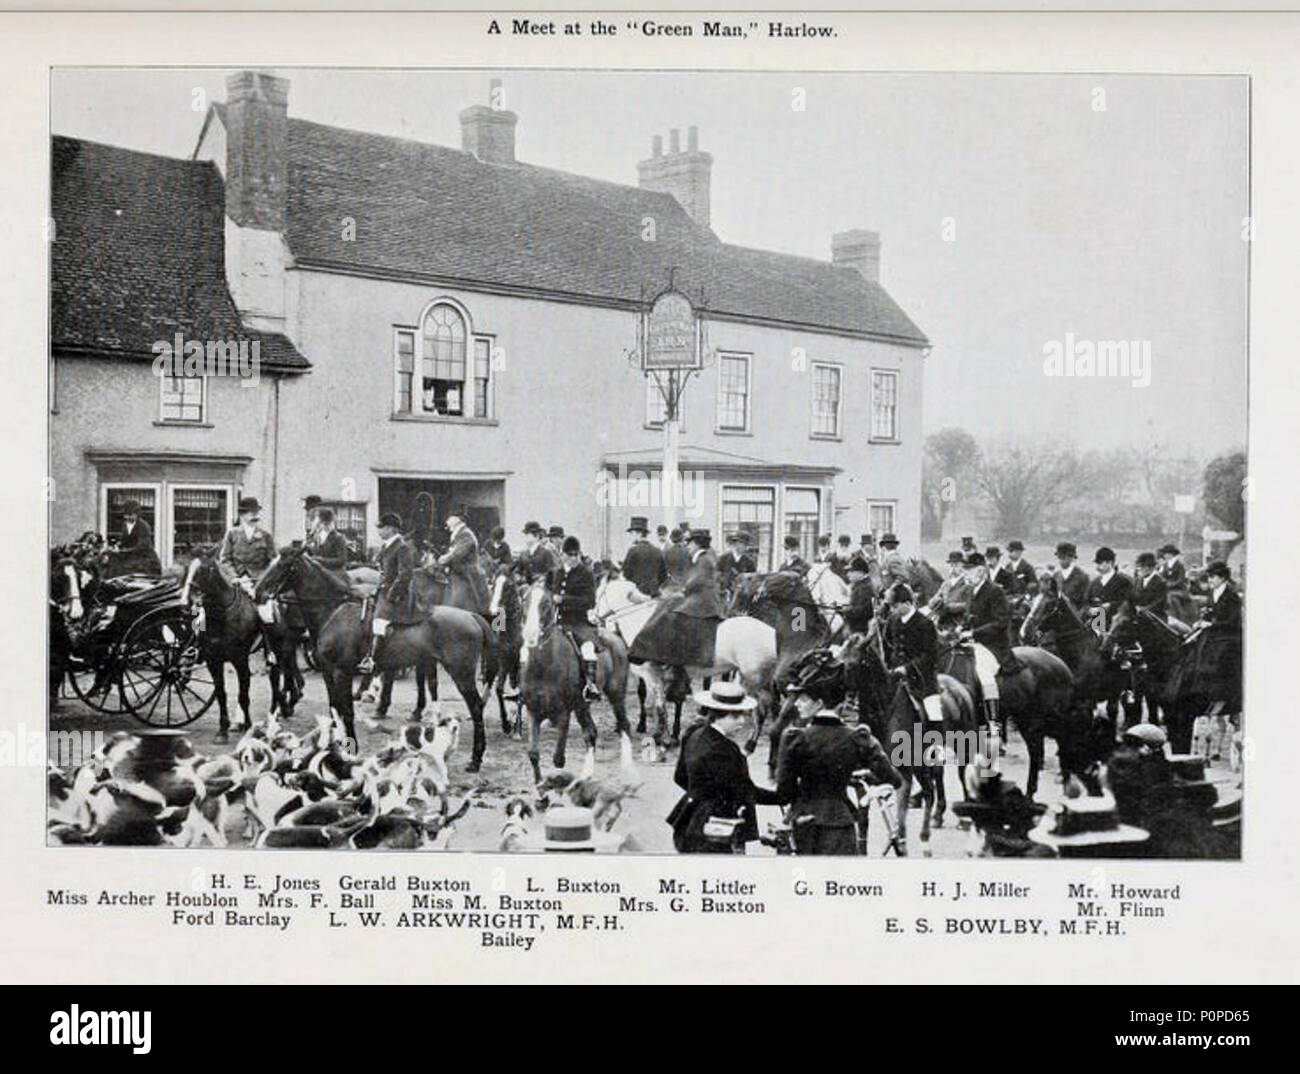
(120, 606, 216, 727)
(65, 647, 131, 714)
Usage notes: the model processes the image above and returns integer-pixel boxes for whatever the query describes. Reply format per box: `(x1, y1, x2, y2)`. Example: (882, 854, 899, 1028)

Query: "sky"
(51, 68, 1249, 458)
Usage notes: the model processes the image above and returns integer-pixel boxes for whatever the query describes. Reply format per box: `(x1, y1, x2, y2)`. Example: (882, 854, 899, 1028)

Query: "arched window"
(394, 300, 494, 419)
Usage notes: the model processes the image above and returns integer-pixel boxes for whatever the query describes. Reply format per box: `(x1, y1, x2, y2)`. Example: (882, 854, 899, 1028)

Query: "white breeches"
(580, 640, 597, 662)
(372, 617, 390, 637)
(256, 601, 276, 625)
(972, 644, 1000, 700)
(922, 694, 944, 723)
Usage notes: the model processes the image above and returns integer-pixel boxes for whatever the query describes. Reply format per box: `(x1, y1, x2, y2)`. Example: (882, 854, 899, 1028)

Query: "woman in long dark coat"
(667, 680, 780, 853)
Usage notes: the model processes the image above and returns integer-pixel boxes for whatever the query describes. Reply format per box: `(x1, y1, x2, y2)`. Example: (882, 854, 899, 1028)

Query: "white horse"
(804, 561, 852, 638)
(595, 576, 777, 758)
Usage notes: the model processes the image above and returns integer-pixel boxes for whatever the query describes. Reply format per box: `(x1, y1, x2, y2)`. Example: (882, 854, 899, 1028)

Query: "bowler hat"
(626, 516, 649, 534)
(817, 534, 831, 547)
(1055, 541, 1077, 558)
(693, 679, 757, 712)
(689, 528, 712, 544)
(121, 499, 141, 515)
(1158, 543, 1180, 557)
(656, 525, 668, 536)
(1007, 540, 1025, 552)
(1135, 551, 1157, 568)
(303, 494, 322, 509)
(985, 545, 1001, 559)
(837, 534, 851, 546)
(378, 512, 403, 530)
(847, 555, 871, 574)
(1205, 559, 1231, 580)
(1094, 546, 1116, 564)
(726, 531, 746, 545)
(238, 497, 261, 515)
(490, 526, 505, 541)
(548, 525, 565, 539)
(522, 521, 542, 536)
(888, 582, 916, 605)
(879, 533, 899, 547)
(963, 551, 986, 567)
(946, 550, 964, 564)
(561, 535, 581, 555)
(783, 535, 800, 550)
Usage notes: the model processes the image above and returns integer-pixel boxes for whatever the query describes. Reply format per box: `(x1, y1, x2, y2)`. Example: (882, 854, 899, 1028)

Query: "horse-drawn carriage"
(50, 556, 217, 727)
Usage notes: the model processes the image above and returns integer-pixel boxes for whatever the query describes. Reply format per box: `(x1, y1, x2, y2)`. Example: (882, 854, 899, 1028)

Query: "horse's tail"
(475, 613, 500, 692)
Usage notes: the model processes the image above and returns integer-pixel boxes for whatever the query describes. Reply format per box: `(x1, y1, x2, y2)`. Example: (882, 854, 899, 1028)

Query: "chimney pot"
(669, 128, 680, 154)
(460, 79, 518, 164)
(652, 134, 662, 158)
(688, 125, 699, 151)
(637, 126, 713, 229)
(224, 70, 289, 231)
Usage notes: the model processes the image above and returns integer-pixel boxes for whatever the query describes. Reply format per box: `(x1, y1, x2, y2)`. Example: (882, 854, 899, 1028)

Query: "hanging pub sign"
(643, 290, 702, 371)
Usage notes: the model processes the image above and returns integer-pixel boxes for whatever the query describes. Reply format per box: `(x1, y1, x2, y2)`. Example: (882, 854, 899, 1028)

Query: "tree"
(1202, 451, 1246, 545)
(922, 428, 981, 540)
(975, 440, 1108, 539)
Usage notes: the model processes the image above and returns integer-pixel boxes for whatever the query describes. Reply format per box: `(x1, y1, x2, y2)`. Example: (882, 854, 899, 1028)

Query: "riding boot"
(582, 659, 602, 702)
(357, 633, 383, 676)
(982, 699, 1003, 773)
(467, 719, 486, 772)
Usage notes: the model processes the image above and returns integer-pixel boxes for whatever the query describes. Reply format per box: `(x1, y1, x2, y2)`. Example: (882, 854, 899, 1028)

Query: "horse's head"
(1020, 587, 1081, 643)
(521, 579, 555, 651)
(254, 545, 301, 602)
(181, 544, 224, 604)
(727, 573, 759, 616)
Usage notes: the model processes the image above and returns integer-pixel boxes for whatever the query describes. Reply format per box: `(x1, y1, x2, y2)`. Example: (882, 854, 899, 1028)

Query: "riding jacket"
(218, 525, 275, 584)
(622, 539, 668, 598)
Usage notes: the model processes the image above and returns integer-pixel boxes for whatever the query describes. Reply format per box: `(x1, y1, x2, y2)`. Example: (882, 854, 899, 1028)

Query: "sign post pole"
(663, 371, 679, 532)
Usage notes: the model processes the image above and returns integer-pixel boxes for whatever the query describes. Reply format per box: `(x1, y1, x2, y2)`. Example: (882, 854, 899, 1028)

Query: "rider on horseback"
(883, 583, 943, 725)
(357, 512, 415, 675)
(961, 551, 1022, 755)
(218, 497, 277, 625)
(436, 508, 490, 614)
(551, 536, 604, 702)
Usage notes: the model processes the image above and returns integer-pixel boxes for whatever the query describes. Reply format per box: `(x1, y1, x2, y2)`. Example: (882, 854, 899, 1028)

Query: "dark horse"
(256, 546, 498, 765)
(519, 579, 631, 784)
(1105, 603, 1237, 755)
(1020, 589, 1135, 742)
(934, 630, 1080, 800)
(485, 565, 524, 738)
(183, 547, 303, 743)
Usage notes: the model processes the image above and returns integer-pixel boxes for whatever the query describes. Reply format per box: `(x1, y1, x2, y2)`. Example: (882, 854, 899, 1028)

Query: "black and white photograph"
(45, 65, 1247, 860)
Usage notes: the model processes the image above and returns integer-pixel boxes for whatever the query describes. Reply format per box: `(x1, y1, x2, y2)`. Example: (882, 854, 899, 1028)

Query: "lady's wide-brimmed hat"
(693, 679, 757, 712)
(542, 806, 597, 851)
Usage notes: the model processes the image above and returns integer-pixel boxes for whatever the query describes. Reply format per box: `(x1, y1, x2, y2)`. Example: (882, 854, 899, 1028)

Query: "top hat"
(1094, 546, 1116, 564)
(693, 679, 758, 712)
(860, 534, 875, 546)
(523, 521, 542, 536)
(626, 516, 649, 533)
(1055, 541, 1077, 558)
(238, 497, 262, 515)
(961, 535, 975, 544)
(879, 533, 899, 547)
(378, 512, 403, 530)
(1007, 540, 1025, 552)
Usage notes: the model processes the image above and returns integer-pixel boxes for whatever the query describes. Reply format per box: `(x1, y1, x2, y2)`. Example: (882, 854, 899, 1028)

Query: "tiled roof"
(273, 114, 927, 344)
(50, 136, 310, 371)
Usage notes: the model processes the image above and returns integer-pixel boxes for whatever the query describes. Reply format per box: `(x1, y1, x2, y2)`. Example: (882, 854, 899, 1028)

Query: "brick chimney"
(224, 70, 289, 230)
(222, 70, 291, 334)
(832, 229, 881, 283)
(460, 79, 518, 165)
(638, 125, 712, 228)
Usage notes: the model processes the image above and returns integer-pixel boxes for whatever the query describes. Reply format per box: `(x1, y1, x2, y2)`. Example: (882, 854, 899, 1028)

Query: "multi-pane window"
(395, 305, 493, 419)
(871, 369, 899, 440)
(868, 501, 896, 537)
(105, 487, 158, 544)
(320, 501, 368, 563)
(784, 487, 822, 563)
(171, 486, 229, 561)
(160, 375, 204, 423)
(395, 330, 416, 413)
(721, 485, 775, 570)
(422, 304, 467, 416)
(645, 375, 685, 429)
(811, 363, 842, 438)
(473, 339, 492, 419)
(716, 353, 750, 432)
